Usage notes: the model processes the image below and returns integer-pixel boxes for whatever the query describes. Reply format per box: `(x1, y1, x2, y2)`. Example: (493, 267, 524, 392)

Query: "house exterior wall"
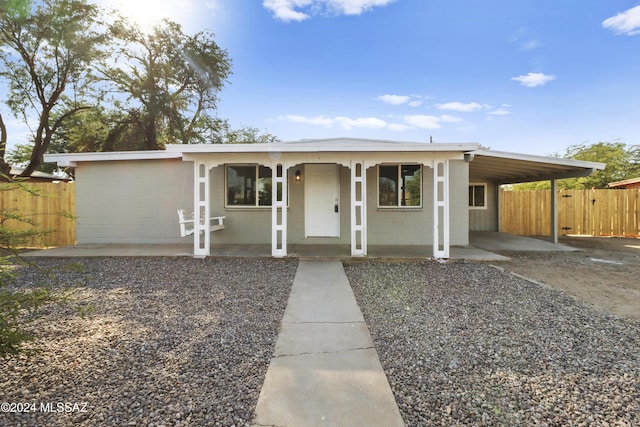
(75, 156, 470, 247)
(208, 160, 469, 246)
(75, 159, 193, 244)
(469, 181, 499, 231)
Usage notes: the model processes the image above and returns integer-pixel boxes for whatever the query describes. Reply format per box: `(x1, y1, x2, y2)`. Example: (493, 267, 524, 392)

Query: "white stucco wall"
(75, 159, 193, 244)
(468, 181, 499, 232)
(75, 157, 470, 247)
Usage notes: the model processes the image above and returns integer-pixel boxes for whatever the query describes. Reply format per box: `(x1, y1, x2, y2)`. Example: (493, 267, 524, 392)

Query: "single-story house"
(9, 166, 72, 182)
(44, 138, 605, 258)
(608, 177, 640, 189)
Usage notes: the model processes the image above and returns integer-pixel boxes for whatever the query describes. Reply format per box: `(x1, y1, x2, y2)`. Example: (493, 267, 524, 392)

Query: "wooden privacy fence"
(501, 188, 640, 237)
(0, 182, 76, 248)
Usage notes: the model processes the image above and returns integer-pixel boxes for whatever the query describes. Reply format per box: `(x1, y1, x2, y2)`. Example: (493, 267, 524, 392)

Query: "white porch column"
(193, 160, 210, 257)
(350, 161, 367, 256)
(433, 160, 450, 258)
(271, 162, 288, 257)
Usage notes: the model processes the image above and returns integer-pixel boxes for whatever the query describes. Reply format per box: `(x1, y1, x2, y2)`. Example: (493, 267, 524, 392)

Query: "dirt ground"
(492, 236, 640, 320)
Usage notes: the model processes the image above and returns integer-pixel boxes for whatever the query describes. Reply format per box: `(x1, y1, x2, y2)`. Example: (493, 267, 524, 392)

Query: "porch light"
(295, 170, 302, 181)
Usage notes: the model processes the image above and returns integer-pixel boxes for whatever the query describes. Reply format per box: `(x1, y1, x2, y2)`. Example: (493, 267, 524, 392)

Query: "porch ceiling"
(469, 150, 605, 184)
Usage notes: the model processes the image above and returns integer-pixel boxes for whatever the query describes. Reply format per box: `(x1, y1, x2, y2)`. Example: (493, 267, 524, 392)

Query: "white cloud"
(282, 111, 465, 132)
(603, 5, 640, 35)
(327, 0, 397, 15)
(335, 116, 387, 130)
(263, 0, 313, 22)
(282, 114, 386, 129)
(436, 101, 483, 112)
(440, 114, 462, 123)
(285, 114, 334, 126)
(376, 94, 424, 107)
(521, 39, 541, 51)
(488, 108, 511, 116)
(403, 115, 442, 130)
(511, 72, 556, 87)
(263, 0, 396, 21)
(377, 94, 410, 105)
(508, 28, 541, 51)
(388, 123, 411, 131)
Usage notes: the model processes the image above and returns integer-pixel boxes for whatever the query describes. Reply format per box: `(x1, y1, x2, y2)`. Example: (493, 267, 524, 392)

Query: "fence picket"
(501, 188, 640, 237)
(0, 182, 76, 248)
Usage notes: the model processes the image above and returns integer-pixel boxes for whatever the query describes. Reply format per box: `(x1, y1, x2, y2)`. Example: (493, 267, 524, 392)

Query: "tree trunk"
(0, 113, 12, 181)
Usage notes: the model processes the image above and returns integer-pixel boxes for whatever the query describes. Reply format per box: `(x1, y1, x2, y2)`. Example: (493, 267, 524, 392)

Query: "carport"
(468, 150, 605, 243)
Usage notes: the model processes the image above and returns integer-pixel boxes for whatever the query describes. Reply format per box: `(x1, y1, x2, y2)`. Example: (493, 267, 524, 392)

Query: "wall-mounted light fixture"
(295, 170, 302, 182)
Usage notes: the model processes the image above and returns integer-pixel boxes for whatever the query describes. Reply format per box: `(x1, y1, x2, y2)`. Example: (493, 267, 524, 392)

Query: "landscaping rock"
(344, 260, 640, 427)
(1, 257, 297, 427)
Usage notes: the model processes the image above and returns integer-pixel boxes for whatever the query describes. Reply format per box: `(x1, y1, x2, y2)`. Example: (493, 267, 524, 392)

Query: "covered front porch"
(167, 140, 479, 260)
(23, 233, 577, 260)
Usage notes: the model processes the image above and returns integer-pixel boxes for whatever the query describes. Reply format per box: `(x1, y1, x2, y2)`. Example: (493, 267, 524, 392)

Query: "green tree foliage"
(1, 1, 277, 172)
(0, 0, 108, 178)
(99, 18, 232, 148)
(513, 142, 640, 190)
(0, 180, 66, 358)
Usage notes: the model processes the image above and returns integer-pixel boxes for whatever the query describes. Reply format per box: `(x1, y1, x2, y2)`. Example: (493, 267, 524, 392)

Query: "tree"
(0, 0, 108, 179)
(563, 142, 640, 188)
(0, 180, 70, 357)
(99, 18, 232, 148)
(513, 141, 640, 190)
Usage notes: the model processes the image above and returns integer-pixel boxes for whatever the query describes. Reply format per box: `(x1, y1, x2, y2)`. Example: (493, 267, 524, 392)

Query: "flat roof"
(165, 138, 479, 153)
(44, 139, 606, 184)
(469, 150, 606, 184)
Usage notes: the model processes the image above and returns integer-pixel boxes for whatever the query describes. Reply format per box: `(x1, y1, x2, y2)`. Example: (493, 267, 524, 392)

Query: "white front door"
(305, 164, 340, 237)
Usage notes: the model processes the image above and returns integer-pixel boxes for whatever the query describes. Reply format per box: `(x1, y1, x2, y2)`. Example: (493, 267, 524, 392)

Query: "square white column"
(271, 162, 288, 257)
(433, 160, 450, 258)
(350, 161, 367, 256)
(194, 160, 210, 257)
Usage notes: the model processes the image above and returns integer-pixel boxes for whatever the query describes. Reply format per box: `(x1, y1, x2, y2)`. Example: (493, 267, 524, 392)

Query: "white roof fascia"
(472, 149, 606, 171)
(44, 151, 181, 167)
(166, 141, 479, 154)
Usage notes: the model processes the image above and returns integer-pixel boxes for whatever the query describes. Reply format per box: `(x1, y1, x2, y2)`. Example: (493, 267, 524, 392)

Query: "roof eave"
(44, 151, 181, 167)
(472, 149, 606, 170)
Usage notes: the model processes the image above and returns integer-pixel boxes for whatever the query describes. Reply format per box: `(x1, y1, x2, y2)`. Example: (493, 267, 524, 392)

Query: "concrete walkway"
(253, 260, 404, 427)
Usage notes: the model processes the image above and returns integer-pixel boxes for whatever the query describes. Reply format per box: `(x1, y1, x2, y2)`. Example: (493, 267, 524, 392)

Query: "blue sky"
(6, 0, 640, 156)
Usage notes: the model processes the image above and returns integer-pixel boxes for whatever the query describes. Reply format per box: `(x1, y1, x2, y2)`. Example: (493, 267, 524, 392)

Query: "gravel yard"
(344, 260, 640, 426)
(1, 257, 297, 427)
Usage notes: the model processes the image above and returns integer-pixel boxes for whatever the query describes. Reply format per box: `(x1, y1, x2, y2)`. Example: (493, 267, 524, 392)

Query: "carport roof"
(469, 150, 605, 184)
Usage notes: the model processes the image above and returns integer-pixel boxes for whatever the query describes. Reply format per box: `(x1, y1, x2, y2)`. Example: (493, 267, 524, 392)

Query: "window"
(469, 183, 487, 209)
(378, 164, 422, 207)
(226, 165, 274, 207)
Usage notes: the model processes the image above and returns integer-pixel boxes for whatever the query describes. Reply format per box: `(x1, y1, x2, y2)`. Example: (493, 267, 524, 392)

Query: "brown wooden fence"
(501, 188, 640, 237)
(0, 182, 76, 248)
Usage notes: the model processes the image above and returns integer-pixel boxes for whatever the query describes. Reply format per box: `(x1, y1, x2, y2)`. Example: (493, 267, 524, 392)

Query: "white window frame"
(377, 164, 423, 208)
(469, 183, 488, 210)
(225, 164, 284, 208)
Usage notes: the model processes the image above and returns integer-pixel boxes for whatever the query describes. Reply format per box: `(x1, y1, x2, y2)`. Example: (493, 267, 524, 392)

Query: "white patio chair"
(177, 209, 225, 237)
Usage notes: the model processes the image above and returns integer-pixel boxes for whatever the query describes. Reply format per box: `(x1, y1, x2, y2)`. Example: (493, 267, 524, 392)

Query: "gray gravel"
(1, 257, 297, 427)
(344, 260, 640, 426)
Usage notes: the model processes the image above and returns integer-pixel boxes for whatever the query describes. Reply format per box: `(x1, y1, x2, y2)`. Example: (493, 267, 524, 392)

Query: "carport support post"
(551, 179, 558, 243)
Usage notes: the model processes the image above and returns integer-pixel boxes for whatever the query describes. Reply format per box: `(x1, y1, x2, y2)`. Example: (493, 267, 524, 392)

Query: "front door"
(305, 164, 340, 237)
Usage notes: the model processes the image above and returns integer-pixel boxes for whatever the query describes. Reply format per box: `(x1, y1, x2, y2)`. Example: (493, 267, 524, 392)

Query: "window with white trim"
(469, 183, 487, 209)
(378, 164, 422, 207)
(226, 165, 278, 207)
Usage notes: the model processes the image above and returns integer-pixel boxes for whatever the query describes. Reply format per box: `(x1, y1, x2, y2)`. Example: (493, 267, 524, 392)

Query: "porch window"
(469, 183, 487, 209)
(226, 165, 275, 207)
(378, 164, 422, 207)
